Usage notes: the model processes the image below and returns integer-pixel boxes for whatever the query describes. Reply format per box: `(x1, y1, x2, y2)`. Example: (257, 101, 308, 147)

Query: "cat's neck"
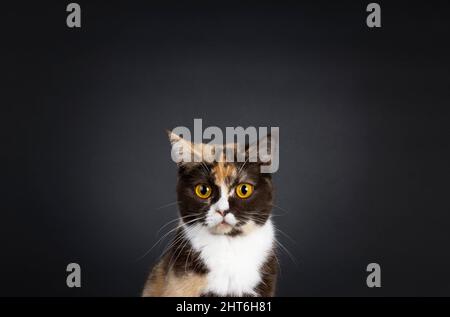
(182, 219, 275, 296)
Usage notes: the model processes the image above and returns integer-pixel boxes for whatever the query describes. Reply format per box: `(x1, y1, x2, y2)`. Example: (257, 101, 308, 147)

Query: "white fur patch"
(205, 185, 233, 228)
(183, 219, 275, 296)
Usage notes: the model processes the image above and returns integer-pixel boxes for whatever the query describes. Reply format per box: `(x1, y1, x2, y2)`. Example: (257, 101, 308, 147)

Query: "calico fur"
(142, 132, 278, 297)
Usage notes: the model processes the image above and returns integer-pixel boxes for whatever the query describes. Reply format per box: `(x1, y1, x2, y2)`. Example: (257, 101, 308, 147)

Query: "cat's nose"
(216, 210, 229, 217)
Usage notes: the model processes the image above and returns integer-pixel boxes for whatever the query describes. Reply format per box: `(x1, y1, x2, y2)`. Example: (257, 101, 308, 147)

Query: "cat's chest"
(202, 241, 267, 296)
(186, 222, 274, 296)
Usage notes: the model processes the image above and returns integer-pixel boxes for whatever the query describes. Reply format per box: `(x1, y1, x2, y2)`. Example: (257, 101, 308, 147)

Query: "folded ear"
(167, 130, 188, 147)
(167, 130, 216, 165)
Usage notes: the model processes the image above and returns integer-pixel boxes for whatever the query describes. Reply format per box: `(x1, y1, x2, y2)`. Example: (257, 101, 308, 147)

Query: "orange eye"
(194, 184, 212, 199)
(235, 183, 254, 199)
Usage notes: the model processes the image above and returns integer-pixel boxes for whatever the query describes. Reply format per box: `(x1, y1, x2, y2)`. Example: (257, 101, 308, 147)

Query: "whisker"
(270, 203, 290, 215)
(274, 239, 298, 266)
(275, 227, 297, 245)
(273, 254, 282, 276)
(237, 210, 285, 217)
(155, 213, 202, 237)
(135, 216, 204, 262)
(237, 156, 250, 175)
(167, 224, 200, 272)
(155, 200, 181, 210)
(199, 161, 211, 176)
(168, 237, 190, 272)
(158, 217, 204, 258)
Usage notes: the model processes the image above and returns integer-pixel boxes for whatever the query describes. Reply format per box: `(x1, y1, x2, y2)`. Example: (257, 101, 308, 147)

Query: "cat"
(142, 131, 278, 297)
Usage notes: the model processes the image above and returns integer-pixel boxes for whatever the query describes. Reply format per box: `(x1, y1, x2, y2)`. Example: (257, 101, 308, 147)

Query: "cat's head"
(168, 131, 277, 236)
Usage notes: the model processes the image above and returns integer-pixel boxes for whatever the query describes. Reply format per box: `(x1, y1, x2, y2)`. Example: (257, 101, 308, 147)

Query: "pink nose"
(216, 210, 229, 217)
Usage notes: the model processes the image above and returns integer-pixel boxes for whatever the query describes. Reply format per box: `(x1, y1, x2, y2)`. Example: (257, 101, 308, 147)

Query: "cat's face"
(169, 132, 274, 236)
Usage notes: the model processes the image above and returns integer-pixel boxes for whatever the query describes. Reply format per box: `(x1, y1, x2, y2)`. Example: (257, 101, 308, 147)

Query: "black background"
(2, 0, 450, 296)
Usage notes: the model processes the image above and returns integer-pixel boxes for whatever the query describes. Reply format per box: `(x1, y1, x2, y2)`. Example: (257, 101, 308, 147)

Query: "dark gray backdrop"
(2, 1, 450, 296)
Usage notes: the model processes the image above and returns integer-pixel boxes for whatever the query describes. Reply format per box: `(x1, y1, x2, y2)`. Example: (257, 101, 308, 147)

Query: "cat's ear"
(246, 129, 279, 173)
(167, 130, 208, 166)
